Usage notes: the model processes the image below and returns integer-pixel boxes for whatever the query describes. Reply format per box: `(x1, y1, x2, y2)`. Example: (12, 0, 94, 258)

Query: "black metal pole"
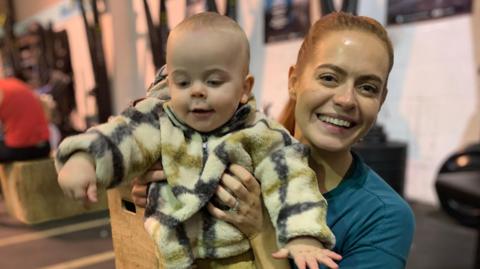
(143, 0, 162, 71)
(158, 0, 169, 68)
(341, 0, 358, 15)
(225, 0, 237, 21)
(3, 0, 22, 79)
(206, 0, 218, 13)
(90, 0, 112, 123)
(78, 0, 112, 124)
(320, 0, 336, 16)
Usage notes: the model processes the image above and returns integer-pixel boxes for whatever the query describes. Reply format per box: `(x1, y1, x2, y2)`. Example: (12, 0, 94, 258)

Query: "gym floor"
(0, 198, 477, 269)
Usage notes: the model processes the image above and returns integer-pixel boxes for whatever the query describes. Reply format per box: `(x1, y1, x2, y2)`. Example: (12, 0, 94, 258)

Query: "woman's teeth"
(318, 115, 352, 128)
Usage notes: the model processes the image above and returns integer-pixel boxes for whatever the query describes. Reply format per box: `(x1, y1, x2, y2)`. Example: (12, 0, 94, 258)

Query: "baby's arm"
(57, 152, 98, 203)
(256, 141, 336, 246)
(251, 124, 338, 266)
(272, 236, 341, 269)
(55, 97, 164, 191)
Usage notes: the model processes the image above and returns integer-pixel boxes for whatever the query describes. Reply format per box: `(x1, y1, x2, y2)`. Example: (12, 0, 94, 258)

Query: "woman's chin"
(306, 137, 352, 154)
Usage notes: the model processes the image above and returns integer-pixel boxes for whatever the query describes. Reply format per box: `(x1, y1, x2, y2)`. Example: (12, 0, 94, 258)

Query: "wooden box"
(0, 158, 107, 224)
(107, 184, 161, 269)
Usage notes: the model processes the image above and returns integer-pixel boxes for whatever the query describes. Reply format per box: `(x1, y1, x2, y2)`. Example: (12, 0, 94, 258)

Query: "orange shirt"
(0, 78, 50, 147)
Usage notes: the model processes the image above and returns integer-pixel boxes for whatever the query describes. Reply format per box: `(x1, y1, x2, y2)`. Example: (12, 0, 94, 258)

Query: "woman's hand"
(207, 164, 264, 239)
(131, 161, 165, 208)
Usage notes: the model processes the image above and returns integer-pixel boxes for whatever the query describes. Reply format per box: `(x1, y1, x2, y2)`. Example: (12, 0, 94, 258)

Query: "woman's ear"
(240, 74, 255, 104)
(288, 65, 298, 100)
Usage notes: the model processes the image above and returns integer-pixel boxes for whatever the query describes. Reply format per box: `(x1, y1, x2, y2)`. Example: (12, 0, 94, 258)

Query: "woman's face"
(290, 30, 390, 154)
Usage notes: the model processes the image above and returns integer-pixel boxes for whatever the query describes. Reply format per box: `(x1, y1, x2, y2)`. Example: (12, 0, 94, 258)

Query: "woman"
(132, 12, 415, 269)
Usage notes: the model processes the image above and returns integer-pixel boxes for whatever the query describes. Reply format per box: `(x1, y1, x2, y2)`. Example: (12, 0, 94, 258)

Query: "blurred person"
(0, 77, 50, 162)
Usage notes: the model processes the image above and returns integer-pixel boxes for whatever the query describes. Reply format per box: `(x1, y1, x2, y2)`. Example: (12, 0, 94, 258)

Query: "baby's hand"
(272, 236, 342, 269)
(57, 152, 98, 203)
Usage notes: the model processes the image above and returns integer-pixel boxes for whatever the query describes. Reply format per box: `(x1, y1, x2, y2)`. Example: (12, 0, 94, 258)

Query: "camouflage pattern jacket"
(56, 89, 334, 269)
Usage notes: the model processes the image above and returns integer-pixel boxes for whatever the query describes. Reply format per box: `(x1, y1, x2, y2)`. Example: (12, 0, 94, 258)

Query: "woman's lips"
(316, 113, 356, 129)
(315, 113, 357, 135)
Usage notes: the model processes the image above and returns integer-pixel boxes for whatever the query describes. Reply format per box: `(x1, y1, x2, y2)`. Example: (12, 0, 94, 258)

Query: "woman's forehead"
(308, 31, 390, 78)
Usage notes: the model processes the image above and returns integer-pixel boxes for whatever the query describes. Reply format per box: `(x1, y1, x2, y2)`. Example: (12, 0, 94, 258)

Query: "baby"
(56, 12, 336, 269)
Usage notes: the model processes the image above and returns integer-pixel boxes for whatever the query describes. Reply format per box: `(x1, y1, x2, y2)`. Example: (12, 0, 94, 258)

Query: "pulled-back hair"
(279, 12, 393, 134)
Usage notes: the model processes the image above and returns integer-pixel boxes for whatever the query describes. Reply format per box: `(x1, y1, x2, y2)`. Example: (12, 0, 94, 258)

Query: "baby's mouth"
(316, 114, 356, 129)
(191, 108, 215, 115)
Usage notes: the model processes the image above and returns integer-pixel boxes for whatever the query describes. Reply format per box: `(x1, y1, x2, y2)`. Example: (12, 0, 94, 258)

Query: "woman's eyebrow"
(316, 64, 384, 84)
(315, 64, 347, 76)
(359, 74, 383, 84)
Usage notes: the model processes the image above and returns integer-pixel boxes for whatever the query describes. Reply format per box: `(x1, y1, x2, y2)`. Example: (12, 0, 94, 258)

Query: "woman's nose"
(333, 86, 356, 110)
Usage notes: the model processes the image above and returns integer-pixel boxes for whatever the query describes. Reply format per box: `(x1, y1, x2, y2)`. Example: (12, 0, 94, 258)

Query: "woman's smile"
(314, 113, 357, 135)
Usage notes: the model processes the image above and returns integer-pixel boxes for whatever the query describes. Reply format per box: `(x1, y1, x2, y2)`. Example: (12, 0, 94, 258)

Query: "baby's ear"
(240, 74, 255, 104)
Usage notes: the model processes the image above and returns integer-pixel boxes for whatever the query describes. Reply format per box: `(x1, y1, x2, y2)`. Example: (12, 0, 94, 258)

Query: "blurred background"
(0, 0, 478, 268)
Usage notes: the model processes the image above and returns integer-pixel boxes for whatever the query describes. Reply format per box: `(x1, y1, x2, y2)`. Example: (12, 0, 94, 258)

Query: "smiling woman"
(289, 29, 389, 158)
(266, 13, 414, 269)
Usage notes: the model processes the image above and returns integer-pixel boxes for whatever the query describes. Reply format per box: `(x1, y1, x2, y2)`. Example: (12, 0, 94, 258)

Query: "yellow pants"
(194, 250, 256, 269)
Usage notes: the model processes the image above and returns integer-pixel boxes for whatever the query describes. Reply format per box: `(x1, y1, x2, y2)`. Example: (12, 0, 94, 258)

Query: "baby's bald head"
(167, 12, 250, 75)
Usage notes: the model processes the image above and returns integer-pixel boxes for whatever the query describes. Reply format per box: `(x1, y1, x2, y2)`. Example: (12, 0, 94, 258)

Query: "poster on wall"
(387, 0, 473, 25)
(264, 0, 310, 43)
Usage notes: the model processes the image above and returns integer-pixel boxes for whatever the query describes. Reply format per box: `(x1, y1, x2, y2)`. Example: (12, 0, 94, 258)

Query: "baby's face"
(166, 29, 251, 132)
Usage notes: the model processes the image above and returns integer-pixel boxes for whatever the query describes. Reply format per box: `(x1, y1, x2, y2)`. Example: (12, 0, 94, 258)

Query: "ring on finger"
(228, 199, 240, 213)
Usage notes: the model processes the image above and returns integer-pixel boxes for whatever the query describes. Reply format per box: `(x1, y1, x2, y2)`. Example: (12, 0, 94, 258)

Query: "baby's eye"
(175, 80, 190, 88)
(206, 79, 224, 87)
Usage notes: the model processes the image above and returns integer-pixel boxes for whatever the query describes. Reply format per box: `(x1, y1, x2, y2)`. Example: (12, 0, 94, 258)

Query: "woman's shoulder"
(332, 159, 415, 263)
(355, 161, 415, 233)
(358, 162, 412, 209)
(338, 154, 414, 224)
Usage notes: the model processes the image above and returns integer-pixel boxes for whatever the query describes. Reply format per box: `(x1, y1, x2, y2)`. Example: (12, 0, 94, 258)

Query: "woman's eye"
(318, 74, 337, 85)
(359, 84, 379, 95)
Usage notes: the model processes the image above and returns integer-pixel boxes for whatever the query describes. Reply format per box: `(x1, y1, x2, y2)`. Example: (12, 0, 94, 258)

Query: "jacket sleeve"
(55, 97, 164, 188)
(253, 128, 336, 249)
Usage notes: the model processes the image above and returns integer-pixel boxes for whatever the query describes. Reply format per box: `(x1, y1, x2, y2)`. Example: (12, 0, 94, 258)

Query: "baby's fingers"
(72, 187, 87, 200)
(324, 249, 342, 261)
(271, 248, 289, 259)
(305, 255, 319, 269)
(316, 255, 339, 269)
(293, 256, 307, 269)
(86, 183, 98, 203)
(61, 188, 75, 199)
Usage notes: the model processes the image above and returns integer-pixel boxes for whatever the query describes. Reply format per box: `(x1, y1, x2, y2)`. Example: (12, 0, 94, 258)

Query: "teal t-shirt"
(291, 152, 415, 269)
